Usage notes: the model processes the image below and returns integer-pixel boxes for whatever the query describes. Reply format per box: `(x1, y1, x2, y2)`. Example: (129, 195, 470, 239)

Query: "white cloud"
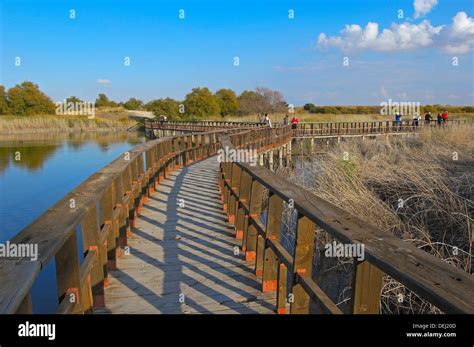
(442, 11, 474, 54)
(97, 79, 111, 86)
(317, 11, 474, 54)
(414, 0, 438, 19)
(318, 20, 443, 52)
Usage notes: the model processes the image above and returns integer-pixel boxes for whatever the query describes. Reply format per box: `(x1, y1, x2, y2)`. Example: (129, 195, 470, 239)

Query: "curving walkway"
(97, 157, 275, 314)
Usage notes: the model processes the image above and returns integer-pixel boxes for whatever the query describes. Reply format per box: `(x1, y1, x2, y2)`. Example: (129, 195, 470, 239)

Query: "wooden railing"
(217, 130, 474, 314)
(145, 119, 471, 139)
(292, 119, 470, 137)
(0, 130, 229, 314)
(144, 119, 262, 133)
(1, 121, 472, 315)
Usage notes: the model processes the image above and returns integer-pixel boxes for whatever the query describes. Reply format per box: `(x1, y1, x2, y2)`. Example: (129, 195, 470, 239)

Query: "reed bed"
(0, 115, 137, 134)
(281, 124, 473, 313)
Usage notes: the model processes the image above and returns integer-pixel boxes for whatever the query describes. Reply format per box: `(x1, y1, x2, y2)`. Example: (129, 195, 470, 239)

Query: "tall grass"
(0, 115, 137, 134)
(283, 124, 473, 313)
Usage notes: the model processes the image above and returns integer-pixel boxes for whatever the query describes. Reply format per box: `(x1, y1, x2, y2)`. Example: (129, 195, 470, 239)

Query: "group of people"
(158, 114, 168, 125)
(259, 113, 300, 129)
(395, 111, 449, 127)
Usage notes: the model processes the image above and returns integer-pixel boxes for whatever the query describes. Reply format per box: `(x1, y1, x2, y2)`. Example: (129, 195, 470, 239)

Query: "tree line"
(303, 103, 474, 115)
(1, 81, 472, 118)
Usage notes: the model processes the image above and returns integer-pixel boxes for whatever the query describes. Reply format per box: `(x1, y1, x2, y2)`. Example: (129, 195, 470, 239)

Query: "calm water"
(0, 132, 145, 313)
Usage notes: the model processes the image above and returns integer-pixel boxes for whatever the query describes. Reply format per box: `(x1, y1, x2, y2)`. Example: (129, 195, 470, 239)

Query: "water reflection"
(0, 132, 143, 174)
(0, 131, 145, 313)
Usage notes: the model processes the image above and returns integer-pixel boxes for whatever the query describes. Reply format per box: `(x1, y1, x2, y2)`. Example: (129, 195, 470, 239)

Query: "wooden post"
(81, 206, 106, 308)
(244, 180, 264, 261)
(100, 185, 116, 275)
(55, 230, 83, 314)
(235, 171, 252, 241)
(276, 262, 288, 314)
(290, 215, 315, 314)
(262, 193, 283, 292)
(227, 164, 241, 226)
(114, 174, 127, 252)
(352, 261, 384, 314)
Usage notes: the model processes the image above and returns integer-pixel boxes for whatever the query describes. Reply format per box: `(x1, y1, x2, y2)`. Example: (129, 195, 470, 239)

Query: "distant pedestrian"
(263, 114, 272, 128)
(159, 115, 164, 126)
(395, 113, 402, 126)
(441, 110, 448, 125)
(291, 115, 299, 130)
(424, 112, 432, 125)
(437, 113, 443, 126)
(412, 113, 420, 127)
(283, 114, 290, 125)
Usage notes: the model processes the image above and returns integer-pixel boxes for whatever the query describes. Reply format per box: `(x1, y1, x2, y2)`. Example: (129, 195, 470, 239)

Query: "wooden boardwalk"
(98, 157, 275, 314)
(2, 125, 472, 315)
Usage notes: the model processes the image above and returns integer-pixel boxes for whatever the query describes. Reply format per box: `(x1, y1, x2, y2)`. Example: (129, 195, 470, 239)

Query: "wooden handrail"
(0, 129, 232, 314)
(218, 131, 474, 314)
(1, 120, 472, 315)
(145, 119, 471, 138)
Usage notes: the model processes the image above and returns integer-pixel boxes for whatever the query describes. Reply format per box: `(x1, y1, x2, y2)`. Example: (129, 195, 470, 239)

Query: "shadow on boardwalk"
(96, 157, 275, 314)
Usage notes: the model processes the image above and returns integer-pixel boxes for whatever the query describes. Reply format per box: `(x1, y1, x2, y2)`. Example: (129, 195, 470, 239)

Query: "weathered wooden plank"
(0, 260, 40, 314)
(291, 214, 315, 314)
(227, 154, 474, 313)
(262, 193, 283, 293)
(103, 158, 276, 314)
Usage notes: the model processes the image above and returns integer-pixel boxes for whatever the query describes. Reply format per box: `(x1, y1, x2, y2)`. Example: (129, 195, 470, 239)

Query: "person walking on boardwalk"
(283, 114, 290, 125)
(395, 112, 402, 128)
(441, 110, 448, 125)
(412, 113, 420, 127)
(437, 113, 443, 126)
(424, 112, 432, 125)
(291, 115, 299, 130)
(263, 113, 272, 128)
(159, 114, 164, 126)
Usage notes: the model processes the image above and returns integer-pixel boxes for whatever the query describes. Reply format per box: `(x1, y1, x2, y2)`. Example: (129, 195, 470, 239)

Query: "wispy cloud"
(97, 79, 111, 86)
(414, 0, 438, 19)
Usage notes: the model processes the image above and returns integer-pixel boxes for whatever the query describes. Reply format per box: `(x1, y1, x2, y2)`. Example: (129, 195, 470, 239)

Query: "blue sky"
(1, 0, 473, 105)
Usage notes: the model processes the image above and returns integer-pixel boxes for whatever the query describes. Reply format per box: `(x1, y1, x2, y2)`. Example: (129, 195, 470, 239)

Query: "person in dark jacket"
(424, 112, 432, 125)
(437, 113, 443, 126)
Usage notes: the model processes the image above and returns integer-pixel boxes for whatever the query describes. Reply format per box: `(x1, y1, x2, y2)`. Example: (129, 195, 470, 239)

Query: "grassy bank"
(282, 124, 473, 313)
(0, 115, 138, 134)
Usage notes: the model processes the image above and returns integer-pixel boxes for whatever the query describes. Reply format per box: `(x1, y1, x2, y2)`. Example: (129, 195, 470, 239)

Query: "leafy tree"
(238, 90, 267, 115)
(66, 96, 83, 104)
(215, 89, 239, 117)
(184, 87, 220, 119)
(124, 97, 143, 110)
(145, 98, 181, 119)
(95, 93, 117, 108)
(6, 82, 56, 116)
(0, 85, 8, 115)
(303, 103, 317, 113)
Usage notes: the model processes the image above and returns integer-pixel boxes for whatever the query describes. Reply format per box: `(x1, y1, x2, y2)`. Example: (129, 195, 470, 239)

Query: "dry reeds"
(285, 124, 473, 313)
(0, 115, 137, 134)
